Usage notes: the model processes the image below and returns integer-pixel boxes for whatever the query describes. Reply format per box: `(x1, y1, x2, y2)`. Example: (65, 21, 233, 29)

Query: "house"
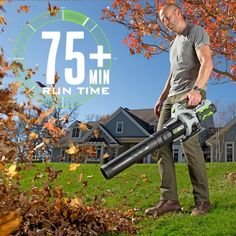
(51, 107, 157, 163)
(206, 117, 236, 162)
(51, 106, 215, 163)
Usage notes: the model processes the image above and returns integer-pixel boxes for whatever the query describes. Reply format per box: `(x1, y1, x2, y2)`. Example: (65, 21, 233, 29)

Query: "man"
(145, 3, 213, 217)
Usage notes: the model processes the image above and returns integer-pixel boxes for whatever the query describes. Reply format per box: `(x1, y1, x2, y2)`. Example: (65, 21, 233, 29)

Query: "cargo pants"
(157, 91, 209, 203)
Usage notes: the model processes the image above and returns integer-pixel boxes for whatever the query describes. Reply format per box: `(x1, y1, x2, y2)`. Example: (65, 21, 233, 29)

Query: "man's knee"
(156, 145, 173, 163)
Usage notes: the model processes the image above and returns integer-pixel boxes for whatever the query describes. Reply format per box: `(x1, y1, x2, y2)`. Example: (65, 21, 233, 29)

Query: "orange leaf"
(25, 68, 35, 80)
(93, 129, 100, 138)
(29, 132, 38, 140)
(78, 122, 89, 131)
(43, 121, 58, 133)
(123, 209, 134, 217)
(69, 198, 82, 208)
(66, 143, 79, 155)
(48, 2, 60, 16)
(36, 106, 54, 124)
(103, 153, 110, 159)
(17, 5, 30, 13)
(69, 163, 80, 171)
(78, 173, 83, 182)
(0, 211, 21, 236)
(0, 162, 4, 170)
(0, 16, 6, 25)
(23, 87, 34, 98)
(9, 82, 20, 96)
(7, 163, 17, 177)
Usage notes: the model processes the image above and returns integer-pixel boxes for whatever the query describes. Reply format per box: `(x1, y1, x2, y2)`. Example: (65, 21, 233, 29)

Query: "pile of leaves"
(0, 164, 137, 235)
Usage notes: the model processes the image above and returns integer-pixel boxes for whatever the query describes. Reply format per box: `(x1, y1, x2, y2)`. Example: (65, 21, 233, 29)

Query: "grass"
(19, 162, 236, 235)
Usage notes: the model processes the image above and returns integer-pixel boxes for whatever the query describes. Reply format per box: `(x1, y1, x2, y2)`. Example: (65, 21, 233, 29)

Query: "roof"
(127, 108, 157, 124)
(78, 123, 119, 145)
(123, 108, 155, 133)
(206, 117, 236, 144)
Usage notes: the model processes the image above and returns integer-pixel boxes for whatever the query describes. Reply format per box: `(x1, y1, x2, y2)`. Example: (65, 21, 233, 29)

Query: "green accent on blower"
(202, 112, 213, 120)
(198, 105, 210, 113)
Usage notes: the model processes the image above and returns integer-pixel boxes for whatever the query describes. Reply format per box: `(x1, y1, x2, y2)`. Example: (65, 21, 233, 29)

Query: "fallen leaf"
(123, 209, 134, 217)
(69, 163, 80, 171)
(78, 173, 83, 182)
(0, 162, 4, 170)
(69, 198, 82, 208)
(0, 211, 21, 236)
(8, 163, 17, 177)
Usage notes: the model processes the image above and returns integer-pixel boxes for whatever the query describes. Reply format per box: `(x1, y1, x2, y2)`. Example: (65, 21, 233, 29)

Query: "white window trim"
(225, 142, 234, 162)
(116, 121, 124, 134)
(208, 143, 213, 162)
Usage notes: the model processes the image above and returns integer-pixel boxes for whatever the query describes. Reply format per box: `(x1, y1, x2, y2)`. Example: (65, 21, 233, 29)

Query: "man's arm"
(154, 70, 172, 117)
(186, 45, 213, 106)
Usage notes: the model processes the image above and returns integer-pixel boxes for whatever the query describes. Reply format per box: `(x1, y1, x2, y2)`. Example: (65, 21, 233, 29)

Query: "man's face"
(159, 7, 179, 32)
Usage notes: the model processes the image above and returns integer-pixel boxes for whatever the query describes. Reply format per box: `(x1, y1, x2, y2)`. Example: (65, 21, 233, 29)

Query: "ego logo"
(14, 10, 112, 106)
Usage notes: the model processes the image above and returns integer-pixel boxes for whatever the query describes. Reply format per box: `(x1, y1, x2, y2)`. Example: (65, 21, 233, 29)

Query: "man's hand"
(183, 90, 202, 107)
(154, 100, 163, 118)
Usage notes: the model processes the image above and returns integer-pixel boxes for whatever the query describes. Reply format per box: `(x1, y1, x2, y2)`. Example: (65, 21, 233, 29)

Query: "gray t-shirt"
(168, 24, 210, 96)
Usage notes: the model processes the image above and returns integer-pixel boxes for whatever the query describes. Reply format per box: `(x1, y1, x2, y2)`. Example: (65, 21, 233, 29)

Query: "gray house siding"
(222, 123, 236, 162)
(105, 112, 148, 138)
(209, 122, 236, 162)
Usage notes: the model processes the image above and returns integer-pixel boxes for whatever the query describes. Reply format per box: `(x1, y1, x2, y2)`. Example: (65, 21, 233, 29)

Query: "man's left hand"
(183, 90, 202, 107)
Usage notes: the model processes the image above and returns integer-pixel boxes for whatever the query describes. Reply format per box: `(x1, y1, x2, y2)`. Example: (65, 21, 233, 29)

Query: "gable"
(105, 109, 150, 137)
(78, 124, 118, 145)
(225, 122, 236, 141)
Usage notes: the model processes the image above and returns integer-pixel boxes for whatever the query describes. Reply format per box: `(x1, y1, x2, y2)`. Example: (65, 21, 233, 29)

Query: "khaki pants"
(157, 91, 209, 202)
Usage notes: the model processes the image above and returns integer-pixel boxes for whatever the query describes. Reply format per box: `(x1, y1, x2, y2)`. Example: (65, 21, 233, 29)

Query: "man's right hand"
(154, 100, 163, 118)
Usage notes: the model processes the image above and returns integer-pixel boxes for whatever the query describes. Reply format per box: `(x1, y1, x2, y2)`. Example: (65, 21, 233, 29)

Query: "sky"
(1, 0, 236, 121)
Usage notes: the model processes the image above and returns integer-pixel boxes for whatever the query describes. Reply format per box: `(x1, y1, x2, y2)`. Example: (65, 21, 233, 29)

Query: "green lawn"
(19, 162, 236, 235)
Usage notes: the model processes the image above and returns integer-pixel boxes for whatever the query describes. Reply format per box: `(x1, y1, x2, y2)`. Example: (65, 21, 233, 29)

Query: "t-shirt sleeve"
(190, 25, 210, 49)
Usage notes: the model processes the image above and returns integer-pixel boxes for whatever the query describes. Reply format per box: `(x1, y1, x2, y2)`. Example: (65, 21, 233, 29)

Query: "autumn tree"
(102, 0, 236, 82)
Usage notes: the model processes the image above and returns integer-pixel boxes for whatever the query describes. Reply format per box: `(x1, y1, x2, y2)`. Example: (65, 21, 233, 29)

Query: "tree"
(41, 99, 81, 128)
(85, 113, 110, 122)
(13, 99, 81, 162)
(102, 0, 236, 82)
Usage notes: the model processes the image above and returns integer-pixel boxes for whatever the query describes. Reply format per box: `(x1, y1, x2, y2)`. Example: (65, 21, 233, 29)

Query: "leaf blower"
(101, 99, 216, 179)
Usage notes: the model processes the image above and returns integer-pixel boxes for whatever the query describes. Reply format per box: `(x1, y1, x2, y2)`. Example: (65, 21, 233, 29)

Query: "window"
(96, 146, 102, 159)
(116, 121, 124, 133)
(72, 127, 80, 137)
(225, 142, 234, 162)
(60, 149, 66, 161)
(173, 148, 179, 163)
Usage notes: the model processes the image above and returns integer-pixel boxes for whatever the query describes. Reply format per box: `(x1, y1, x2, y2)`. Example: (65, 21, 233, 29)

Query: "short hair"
(159, 3, 180, 13)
